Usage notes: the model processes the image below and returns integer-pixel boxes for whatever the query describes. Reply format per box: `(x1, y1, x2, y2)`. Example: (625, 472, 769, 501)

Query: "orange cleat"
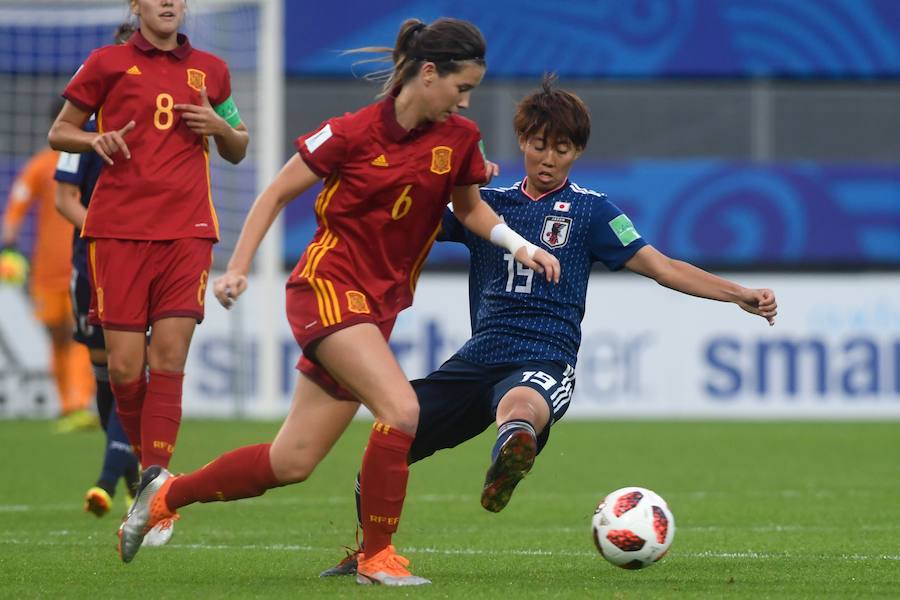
(356, 545, 430, 586)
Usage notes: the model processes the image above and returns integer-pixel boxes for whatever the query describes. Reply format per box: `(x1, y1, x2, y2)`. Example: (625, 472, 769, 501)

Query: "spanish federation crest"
(346, 290, 371, 314)
(541, 215, 572, 249)
(430, 146, 452, 175)
(186, 68, 206, 92)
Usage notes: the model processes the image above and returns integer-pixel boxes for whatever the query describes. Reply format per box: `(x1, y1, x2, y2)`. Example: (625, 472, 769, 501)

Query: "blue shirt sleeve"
(588, 198, 647, 270)
(54, 151, 88, 185)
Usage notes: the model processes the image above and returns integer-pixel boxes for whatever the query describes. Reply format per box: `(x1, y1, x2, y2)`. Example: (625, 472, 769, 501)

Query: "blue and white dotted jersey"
(441, 178, 647, 366)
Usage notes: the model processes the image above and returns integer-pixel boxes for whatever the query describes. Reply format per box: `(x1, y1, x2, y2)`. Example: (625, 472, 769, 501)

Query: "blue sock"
(491, 420, 536, 463)
(97, 405, 139, 497)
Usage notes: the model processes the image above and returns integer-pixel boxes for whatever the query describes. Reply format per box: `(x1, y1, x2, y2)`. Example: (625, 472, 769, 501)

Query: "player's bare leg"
(268, 374, 361, 483)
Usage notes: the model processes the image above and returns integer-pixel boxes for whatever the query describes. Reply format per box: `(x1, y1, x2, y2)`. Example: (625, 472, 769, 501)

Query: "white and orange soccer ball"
(591, 486, 675, 569)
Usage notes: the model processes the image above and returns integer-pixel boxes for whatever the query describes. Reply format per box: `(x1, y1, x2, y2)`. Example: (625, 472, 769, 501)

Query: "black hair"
(514, 73, 591, 150)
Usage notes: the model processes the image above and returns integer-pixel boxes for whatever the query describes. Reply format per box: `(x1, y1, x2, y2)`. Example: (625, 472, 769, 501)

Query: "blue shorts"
(70, 268, 105, 350)
(409, 355, 575, 464)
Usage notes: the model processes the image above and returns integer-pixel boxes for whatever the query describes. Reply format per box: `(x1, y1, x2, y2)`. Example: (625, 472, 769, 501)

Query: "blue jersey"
(441, 178, 647, 366)
(53, 119, 102, 275)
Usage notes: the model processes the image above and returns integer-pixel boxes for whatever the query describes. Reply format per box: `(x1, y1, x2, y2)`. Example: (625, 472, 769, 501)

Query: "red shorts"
(87, 238, 214, 332)
(286, 278, 396, 400)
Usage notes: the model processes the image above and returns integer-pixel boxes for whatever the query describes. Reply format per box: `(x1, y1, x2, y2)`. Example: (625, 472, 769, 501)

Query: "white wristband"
(490, 223, 538, 259)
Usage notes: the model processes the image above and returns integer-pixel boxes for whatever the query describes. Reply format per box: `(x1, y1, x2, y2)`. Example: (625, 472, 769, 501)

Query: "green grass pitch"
(1, 419, 898, 598)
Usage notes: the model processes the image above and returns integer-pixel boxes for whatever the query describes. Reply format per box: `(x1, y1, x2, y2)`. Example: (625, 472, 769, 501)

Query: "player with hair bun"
(113, 17, 559, 587)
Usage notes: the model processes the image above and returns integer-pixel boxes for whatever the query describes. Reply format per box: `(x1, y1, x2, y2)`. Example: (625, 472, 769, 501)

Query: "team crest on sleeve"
(430, 146, 452, 175)
(541, 215, 572, 248)
(186, 68, 206, 92)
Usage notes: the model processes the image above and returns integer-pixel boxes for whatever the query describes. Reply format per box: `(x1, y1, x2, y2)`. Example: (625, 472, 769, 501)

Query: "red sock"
(111, 375, 146, 461)
(360, 423, 414, 557)
(140, 370, 183, 469)
(165, 443, 282, 511)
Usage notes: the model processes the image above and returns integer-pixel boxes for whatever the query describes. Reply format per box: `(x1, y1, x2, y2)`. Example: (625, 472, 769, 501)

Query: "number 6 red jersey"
(62, 30, 232, 241)
(292, 93, 488, 323)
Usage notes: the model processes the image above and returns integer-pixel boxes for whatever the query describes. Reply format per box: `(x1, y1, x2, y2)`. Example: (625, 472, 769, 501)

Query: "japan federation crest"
(430, 146, 452, 175)
(541, 215, 572, 249)
(186, 68, 206, 92)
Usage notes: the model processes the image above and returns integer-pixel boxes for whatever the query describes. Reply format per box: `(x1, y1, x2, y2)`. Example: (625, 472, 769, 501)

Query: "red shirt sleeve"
(62, 49, 111, 113)
(455, 132, 488, 187)
(208, 61, 232, 106)
(294, 118, 349, 178)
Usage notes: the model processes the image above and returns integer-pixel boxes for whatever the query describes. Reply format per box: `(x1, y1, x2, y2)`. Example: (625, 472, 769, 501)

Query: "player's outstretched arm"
(214, 154, 320, 308)
(624, 245, 777, 326)
(450, 184, 560, 283)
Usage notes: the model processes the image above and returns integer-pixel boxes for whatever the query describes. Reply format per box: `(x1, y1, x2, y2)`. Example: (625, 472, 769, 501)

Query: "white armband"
(490, 223, 538, 259)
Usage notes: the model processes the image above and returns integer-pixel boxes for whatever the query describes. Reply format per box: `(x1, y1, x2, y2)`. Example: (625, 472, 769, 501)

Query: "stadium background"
(1, 0, 898, 419)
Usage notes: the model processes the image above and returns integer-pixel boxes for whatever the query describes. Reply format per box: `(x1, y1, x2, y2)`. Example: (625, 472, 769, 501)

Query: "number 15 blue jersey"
(440, 178, 647, 367)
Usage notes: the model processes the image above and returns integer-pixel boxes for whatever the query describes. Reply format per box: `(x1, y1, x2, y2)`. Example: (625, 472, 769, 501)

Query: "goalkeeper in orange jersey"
(2, 99, 96, 432)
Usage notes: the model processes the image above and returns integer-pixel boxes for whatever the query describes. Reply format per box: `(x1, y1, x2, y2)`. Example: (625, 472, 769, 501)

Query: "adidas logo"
(126, 65, 142, 75)
(370, 154, 389, 167)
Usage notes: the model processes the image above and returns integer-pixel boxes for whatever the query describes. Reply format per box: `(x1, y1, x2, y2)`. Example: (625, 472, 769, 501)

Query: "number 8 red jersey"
(63, 30, 232, 242)
(292, 93, 488, 324)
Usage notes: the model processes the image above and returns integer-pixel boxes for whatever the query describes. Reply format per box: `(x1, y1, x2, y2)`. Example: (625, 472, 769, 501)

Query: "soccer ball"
(591, 486, 675, 570)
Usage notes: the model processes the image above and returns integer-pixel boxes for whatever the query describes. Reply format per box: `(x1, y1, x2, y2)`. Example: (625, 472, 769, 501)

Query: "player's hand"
(515, 246, 560, 284)
(484, 160, 500, 185)
(737, 287, 777, 326)
(91, 120, 135, 165)
(213, 271, 248, 309)
(175, 87, 226, 137)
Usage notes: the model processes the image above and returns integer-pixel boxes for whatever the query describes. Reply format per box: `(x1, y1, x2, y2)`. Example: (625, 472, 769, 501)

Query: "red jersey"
(63, 30, 232, 241)
(291, 94, 487, 323)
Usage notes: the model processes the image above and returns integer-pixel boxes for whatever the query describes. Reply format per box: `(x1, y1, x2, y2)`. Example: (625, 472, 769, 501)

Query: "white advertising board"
(182, 272, 900, 419)
(0, 287, 57, 417)
(3, 273, 898, 419)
